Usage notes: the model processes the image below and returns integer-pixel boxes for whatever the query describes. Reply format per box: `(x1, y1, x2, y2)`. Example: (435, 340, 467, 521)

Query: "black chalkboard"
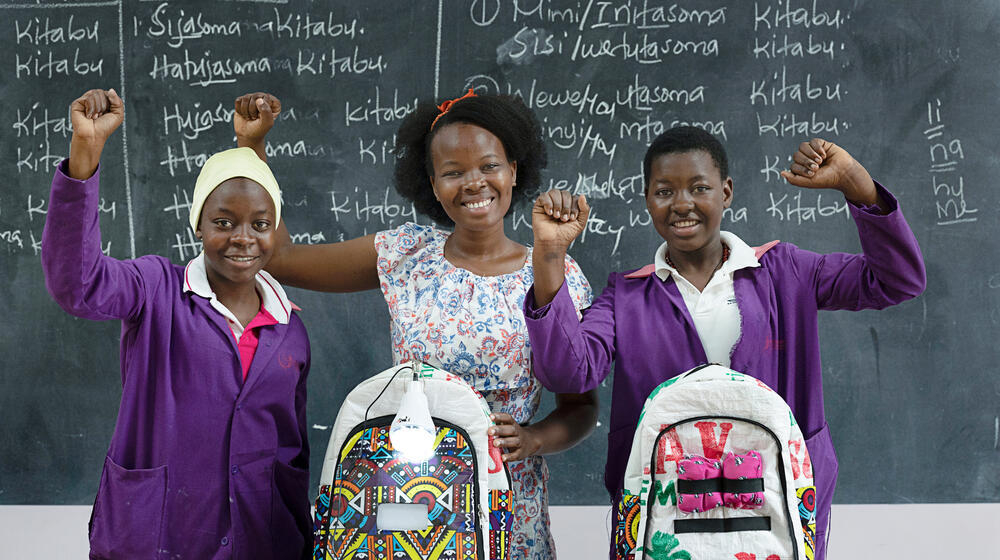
(2, 0, 997, 508)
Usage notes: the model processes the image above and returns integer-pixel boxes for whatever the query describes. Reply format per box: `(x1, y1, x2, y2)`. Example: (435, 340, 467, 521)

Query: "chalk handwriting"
(756, 111, 845, 137)
(750, 66, 843, 105)
(253, 8, 360, 40)
(146, 3, 241, 49)
(344, 88, 418, 127)
(13, 104, 72, 141)
(15, 15, 99, 46)
(766, 190, 850, 224)
(571, 32, 719, 63)
(149, 50, 270, 87)
(753, 0, 846, 31)
(162, 102, 231, 140)
(753, 33, 840, 60)
(16, 48, 104, 79)
(925, 99, 976, 226)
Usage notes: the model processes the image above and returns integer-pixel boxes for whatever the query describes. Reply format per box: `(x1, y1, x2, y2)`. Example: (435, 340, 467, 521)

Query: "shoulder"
(134, 254, 183, 291)
(375, 222, 443, 255)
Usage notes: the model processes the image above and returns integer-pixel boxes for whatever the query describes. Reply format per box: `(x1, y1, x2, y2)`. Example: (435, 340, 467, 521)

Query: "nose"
(672, 189, 694, 214)
(463, 171, 487, 191)
(230, 224, 255, 246)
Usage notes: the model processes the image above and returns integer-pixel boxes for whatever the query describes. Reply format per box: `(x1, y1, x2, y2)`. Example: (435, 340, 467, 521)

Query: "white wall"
(3, 504, 998, 558)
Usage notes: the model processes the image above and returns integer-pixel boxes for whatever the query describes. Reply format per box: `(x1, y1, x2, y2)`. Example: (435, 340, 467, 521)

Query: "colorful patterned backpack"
(313, 362, 513, 560)
(615, 364, 817, 560)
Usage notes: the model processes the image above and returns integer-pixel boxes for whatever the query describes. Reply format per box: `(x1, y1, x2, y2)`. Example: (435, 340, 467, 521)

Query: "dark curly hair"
(393, 93, 547, 226)
(643, 126, 729, 193)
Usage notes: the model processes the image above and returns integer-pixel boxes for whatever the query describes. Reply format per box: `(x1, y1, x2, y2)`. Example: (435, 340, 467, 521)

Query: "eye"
(253, 220, 271, 231)
(482, 162, 501, 172)
(213, 219, 233, 229)
(694, 185, 710, 193)
(655, 188, 672, 197)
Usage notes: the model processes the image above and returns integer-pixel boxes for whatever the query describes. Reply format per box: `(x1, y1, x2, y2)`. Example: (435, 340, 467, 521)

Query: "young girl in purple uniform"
(523, 127, 926, 560)
(43, 89, 311, 559)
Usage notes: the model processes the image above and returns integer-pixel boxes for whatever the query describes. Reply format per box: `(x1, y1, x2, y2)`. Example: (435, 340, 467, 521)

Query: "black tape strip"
(676, 478, 764, 494)
(674, 517, 771, 534)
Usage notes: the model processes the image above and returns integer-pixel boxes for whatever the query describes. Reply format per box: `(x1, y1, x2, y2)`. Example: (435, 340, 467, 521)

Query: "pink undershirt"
(227, 307, 278, 381)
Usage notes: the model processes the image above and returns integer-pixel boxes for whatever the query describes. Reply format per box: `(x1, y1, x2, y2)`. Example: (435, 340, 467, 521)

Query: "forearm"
(531, 241, 568, 307)
(42, 163, 135, 319)
(238, 134, 267, 162)
(525, 282, 615, 393)
(68, 134, 106, 180)
(264, 230, 381, 292)
(851, 183, 926, 301)
(524, 391, 598, 456)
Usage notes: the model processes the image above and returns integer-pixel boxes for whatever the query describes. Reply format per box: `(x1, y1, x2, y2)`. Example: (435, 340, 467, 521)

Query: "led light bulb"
(389, 376, 436, 462)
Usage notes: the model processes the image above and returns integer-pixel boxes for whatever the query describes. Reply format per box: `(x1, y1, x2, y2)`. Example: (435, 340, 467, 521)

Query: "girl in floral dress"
(234, 90, 598, 559)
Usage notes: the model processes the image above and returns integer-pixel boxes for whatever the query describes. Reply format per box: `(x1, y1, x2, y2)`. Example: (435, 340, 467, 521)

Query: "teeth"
(465, 199, 492, 209)
(674, 220, 698, 227)
(230, 256, 255, 262)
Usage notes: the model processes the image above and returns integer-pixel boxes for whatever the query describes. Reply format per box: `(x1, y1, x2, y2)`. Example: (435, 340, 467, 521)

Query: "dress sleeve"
(41, 160, 152, 321)
(374, 222, 436, 278)
(785, 182, 927, 311)
(562, 254, 593, 317)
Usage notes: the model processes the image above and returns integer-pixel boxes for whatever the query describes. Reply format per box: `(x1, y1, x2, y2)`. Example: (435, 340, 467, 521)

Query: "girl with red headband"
(234, 90, 598, 558)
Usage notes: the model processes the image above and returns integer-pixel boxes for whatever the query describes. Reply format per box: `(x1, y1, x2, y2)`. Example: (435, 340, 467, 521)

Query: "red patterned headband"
(430, 89, 477, 130)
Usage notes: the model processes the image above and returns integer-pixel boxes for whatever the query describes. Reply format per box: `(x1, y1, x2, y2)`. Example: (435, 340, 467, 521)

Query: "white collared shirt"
(654, 231, 760, 367)
(182, 253, 293, 338)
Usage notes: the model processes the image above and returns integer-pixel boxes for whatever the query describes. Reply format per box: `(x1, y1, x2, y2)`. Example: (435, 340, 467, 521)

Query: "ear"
(723, 177, 734, 209)
(509, 160, 518, 186)
(429, 175, 440, 201)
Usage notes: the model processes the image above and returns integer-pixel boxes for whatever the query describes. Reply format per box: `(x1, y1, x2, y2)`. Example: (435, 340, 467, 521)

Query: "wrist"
(533, 240, 568, 258)
(520, 424, 544, 457)
(68, 139, 104, 180)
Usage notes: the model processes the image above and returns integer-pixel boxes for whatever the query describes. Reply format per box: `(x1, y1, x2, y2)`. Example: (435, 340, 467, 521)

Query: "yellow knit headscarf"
(189, 147, 281, 232)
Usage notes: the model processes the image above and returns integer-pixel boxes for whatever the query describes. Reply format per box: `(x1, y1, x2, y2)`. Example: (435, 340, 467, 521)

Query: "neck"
(446, 223, 517, 260)
(208, 275, 261, 315)
(667, 239, 727, 275)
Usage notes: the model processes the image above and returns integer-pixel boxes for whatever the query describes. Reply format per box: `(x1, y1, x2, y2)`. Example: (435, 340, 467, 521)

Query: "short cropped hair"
(643, 126, 729, 192)
(393, 93, 547, 226)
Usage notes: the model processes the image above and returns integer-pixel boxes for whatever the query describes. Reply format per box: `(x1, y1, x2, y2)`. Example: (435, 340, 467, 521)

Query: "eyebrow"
(208, 207, 273, 216)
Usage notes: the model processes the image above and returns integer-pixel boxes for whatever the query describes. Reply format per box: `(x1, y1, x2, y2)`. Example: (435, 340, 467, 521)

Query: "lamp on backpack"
(389, 368, 436, 462)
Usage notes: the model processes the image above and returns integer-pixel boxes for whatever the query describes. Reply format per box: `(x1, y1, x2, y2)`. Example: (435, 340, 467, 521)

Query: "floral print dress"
(375, 222, 591, 559)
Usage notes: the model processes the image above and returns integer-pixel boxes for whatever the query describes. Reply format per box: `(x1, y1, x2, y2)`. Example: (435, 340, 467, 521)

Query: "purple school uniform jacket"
(524, 184, 925, 560)
(42, 162, 312, 560)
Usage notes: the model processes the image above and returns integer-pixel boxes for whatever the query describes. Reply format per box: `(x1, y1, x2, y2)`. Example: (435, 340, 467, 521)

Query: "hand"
(780, 138, 878, 205)
(531, 190, 589, 251)
(489, 413, 541, 462)
(233, 92, 281, 146)
(68, 89, 124, 180)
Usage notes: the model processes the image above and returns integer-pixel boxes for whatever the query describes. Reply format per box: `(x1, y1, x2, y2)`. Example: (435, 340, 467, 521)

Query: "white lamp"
(389, 367, 436, 463)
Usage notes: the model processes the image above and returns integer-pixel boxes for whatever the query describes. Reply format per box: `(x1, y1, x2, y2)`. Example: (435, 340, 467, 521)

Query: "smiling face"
(196, 177, 277, 291)
(645, 150, 733, 255)
(428, 123, 517, 232)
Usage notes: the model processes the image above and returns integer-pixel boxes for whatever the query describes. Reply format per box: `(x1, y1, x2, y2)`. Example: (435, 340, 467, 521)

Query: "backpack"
(313, 362, 513, 560)
(614, 364, 817, 560)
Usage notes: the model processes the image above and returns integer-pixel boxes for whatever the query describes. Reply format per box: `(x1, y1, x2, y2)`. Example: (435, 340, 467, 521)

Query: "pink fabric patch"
(676, 455, 723, 514)
(722, 451, 765, 509)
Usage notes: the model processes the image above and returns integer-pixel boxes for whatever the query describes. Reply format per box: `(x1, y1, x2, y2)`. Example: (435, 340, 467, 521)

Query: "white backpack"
(313, 362, 513, 560)
(615, 365, 817, 560)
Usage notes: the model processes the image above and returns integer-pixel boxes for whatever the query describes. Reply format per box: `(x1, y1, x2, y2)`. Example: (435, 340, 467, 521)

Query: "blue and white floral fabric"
(375, 222, 591, 559)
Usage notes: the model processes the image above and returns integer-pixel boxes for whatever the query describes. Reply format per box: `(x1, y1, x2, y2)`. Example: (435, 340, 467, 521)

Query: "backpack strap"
(622, 241, 780, 279)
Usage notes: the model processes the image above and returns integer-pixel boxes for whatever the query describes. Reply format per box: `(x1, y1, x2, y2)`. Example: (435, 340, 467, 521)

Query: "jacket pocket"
(89, 456, 167, 559)
(271, 459, 311, 560)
